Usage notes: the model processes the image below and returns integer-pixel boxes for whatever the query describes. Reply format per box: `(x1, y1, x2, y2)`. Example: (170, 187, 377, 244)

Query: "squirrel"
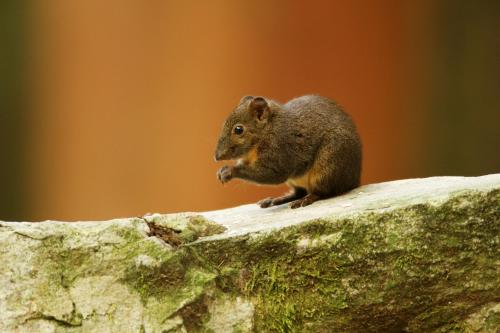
(214, 95, 362, 209)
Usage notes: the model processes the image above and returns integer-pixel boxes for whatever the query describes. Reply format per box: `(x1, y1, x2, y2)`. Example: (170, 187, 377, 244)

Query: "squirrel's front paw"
(217, 165, 233, 184)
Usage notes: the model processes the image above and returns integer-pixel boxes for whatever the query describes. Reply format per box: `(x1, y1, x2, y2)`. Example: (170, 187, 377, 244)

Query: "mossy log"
(1, 175, 499, 332)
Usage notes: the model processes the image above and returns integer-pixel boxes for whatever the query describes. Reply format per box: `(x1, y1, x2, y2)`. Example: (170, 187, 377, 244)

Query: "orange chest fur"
(238, 147, 259, 166)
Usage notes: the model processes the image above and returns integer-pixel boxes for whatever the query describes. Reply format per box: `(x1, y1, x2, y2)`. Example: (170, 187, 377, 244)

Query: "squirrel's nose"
(215, 149, 228, 161)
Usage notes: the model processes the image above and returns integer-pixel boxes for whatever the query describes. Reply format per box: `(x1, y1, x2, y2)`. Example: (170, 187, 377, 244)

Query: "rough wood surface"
(1, 175, 499, 332)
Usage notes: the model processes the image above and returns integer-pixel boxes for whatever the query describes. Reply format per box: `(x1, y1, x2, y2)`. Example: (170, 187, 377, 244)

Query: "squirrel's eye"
(233, 125, 244, 135)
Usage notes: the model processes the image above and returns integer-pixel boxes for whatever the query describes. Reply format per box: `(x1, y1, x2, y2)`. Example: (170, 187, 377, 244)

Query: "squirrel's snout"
(215, 148, 231, 161)
(215, 140, 232, 161)
(214, 150, 225, 161)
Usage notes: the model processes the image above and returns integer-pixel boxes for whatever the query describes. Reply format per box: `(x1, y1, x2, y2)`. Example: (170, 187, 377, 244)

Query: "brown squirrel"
(214, 95, 362, 208)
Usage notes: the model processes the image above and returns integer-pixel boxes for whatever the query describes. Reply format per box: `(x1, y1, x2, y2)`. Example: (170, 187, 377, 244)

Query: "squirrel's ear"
(239, 95, 253, 104)
(249, 97, 270, 121)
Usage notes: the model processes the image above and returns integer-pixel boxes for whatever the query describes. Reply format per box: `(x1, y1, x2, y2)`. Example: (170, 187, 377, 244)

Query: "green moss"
(188, 189, 499, 332)
(484, 311, 500, 331)
(16, 187, 498, 332)
(26, 219, 219, 331)
(187, 215, 227, 238)
(123, 251, 186, 301)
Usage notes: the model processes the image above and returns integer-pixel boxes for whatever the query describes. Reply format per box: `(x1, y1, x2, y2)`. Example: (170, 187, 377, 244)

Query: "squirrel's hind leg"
(290, 193, 321, 209)
(258, 187, 307, 208)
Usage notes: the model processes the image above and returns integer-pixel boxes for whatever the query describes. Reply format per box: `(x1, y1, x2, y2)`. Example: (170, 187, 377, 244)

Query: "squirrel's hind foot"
(258, 189, 308, 208)
(290, 194, 320, 209)
(258, 197, 274, 208)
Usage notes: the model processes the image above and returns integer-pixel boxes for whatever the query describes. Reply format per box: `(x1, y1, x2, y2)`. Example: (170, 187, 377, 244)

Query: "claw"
(217, 166, 233, 184)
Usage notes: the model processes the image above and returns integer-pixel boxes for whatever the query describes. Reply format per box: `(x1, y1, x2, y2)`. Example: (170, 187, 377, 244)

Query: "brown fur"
(215, 95, 362, 208)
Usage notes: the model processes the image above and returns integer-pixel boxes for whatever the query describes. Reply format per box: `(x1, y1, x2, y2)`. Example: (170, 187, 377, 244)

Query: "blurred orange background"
(1, 1, 498, 221)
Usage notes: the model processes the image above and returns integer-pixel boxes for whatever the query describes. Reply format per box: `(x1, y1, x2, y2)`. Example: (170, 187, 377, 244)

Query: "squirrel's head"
(215, 96, 274, 161)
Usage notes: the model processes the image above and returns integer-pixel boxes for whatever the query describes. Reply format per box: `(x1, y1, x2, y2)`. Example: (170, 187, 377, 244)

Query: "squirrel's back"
(278, 95, 362, 196)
